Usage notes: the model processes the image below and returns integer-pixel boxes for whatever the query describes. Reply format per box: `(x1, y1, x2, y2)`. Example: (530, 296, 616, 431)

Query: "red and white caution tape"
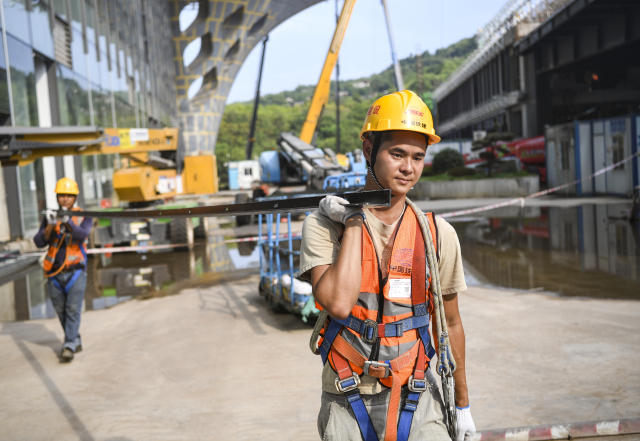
(225, 234, 301, 244)
(439, 151, 640, 218)
(474, 417, 640, 441)
(13, 234, 303, 259)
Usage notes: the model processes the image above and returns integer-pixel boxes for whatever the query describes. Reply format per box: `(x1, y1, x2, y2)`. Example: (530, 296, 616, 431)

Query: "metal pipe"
(381, 0, 405, 91)
(246, 36, 268, 160)
(75, 189, 391, 219)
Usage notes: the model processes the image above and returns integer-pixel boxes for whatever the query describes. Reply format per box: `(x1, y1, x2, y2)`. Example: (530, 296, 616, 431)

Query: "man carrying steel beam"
(302, 90, 476, 441)
(33, 178, 92, 363)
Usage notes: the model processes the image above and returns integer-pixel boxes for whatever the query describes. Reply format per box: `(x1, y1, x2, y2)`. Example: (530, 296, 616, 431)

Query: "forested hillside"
(215, 37, 476, 183)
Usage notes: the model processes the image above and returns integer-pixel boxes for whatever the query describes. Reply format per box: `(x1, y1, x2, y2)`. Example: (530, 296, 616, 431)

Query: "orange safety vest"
(317, 208, 438, 441)
(43, 207, 87, 277)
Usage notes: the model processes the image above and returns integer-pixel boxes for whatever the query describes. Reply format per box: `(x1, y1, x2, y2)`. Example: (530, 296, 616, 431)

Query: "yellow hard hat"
(54, 177, 79, 195)
(359, 90, 441, 145)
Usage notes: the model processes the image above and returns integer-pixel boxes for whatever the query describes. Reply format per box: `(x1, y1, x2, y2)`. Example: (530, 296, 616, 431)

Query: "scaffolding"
(433, 0, 572, 102)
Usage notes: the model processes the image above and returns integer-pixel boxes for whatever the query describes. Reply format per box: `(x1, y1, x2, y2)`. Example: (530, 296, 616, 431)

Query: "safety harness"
(310, 199, 455, 441)
(43, 208, 88, 294)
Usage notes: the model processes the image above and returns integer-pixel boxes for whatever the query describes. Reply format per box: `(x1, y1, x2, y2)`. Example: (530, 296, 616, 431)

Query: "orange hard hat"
(54, 177, 79, 195)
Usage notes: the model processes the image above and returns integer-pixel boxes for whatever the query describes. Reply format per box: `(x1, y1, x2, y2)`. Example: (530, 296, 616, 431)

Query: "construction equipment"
(257, 0, 366, 191)
(0, 126, 218, 246)
(381, 0, 405, 92)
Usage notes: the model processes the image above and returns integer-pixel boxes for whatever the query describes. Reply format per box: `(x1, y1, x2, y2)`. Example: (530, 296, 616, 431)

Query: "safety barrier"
(439, 151, 640, 219)
(475, 417, 640, 441)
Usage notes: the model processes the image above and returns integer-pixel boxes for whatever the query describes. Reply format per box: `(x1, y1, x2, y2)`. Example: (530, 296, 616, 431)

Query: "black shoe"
(60, 348, 74, 362)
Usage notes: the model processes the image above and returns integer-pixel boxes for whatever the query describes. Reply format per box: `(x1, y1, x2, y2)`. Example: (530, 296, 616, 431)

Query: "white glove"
(455, 406, 476, 441)
(59, 208, 70, 224)
(45, 209, 57, 225)
(318, 195, 365, 224)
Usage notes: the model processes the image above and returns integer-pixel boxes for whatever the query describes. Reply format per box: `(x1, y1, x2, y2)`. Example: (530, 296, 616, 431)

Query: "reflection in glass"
(91, 84, 112, 127)
(71, 29, 86, 77)
(84, 0, 96, 42)
(87, 43, 101, 87)
(3, 0, 30, 44)
(29, 0, 55, 58)
(69, 0, 82, 30)
(0, 34, 10, 124)
(56, 64, 91, 126)
(19, 159, 45, 234)
(81, 155, 98, 207)
(53, 0, 66, 19)
(7, 35, 38, 126)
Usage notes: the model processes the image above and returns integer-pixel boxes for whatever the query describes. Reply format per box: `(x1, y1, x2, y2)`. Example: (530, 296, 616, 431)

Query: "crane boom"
(381, 0, 404, 92)
(299, 0, 357, 144)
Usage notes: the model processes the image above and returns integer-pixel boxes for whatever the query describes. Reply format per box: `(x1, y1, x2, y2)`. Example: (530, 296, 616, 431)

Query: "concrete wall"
(408, 176, 539, 199)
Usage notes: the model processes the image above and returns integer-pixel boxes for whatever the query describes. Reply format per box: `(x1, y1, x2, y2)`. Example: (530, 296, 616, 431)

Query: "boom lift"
(257, 0, 367, 191)
(0, 126, 218, 246)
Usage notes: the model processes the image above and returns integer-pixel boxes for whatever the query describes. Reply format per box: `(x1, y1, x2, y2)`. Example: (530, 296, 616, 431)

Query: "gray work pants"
(318, 369, 451, 441)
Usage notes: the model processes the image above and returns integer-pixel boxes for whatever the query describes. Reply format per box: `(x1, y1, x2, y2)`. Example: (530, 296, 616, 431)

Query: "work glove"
(318, 195, 365, 224)
(455, 406, 476, 441)
(46, 209, 57, 225)
(59, 208, 70, 224)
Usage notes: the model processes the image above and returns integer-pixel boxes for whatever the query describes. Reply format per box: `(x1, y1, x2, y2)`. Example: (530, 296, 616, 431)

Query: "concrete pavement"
(1, 278, 639, 440)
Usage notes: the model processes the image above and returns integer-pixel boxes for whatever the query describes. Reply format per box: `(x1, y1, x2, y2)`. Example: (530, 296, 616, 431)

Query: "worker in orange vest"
(301, 91, 475, 441)
(34, 177, 92, 362)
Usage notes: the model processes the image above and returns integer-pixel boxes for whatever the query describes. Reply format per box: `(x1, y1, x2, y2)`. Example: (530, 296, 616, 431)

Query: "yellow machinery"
(0, 126, 218, 202)
(298, 0, 357, 144)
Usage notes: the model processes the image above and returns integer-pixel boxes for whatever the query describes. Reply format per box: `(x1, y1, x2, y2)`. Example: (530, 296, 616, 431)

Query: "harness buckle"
(335, 372, 361, 393)
(408, 375, 428, 392)
(363, 360, 391, 378)
(361, 319, 378, 344)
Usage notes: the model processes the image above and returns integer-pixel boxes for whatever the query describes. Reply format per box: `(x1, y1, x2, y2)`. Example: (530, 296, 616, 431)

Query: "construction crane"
(0, 126, 218, 246)
(258, 0, 367, 191)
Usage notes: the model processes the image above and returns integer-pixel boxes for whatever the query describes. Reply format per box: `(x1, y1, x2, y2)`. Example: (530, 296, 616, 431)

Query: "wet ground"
(0, 202, 637, 322)
(450, 203, 639, 300)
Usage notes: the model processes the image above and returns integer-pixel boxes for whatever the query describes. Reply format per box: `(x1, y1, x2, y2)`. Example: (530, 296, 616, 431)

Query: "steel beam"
(71, 190, 391, 220)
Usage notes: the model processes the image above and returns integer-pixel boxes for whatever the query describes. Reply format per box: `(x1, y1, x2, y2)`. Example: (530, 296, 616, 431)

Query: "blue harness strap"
(345, 390, 379, 441)
(320, 318, 344, 365)
(51, 269, 84, 295)
(397, 391, 422, 441)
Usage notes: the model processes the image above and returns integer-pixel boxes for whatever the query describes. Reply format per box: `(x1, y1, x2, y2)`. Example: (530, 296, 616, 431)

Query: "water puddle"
(0, 234, 260, 322)
(451, 203, 639, 299)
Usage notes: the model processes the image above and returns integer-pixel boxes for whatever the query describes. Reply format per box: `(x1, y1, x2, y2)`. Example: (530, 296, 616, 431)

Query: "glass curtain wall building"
(1, 0, 178, 240)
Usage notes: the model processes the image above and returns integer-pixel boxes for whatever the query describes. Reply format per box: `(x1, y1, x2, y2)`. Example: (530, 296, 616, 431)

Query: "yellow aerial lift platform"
(0, 126, 218, 202)
(0, 126, 218, 246)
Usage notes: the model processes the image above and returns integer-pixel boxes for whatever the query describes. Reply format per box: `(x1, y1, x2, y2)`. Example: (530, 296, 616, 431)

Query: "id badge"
(388, 278, 411, 298)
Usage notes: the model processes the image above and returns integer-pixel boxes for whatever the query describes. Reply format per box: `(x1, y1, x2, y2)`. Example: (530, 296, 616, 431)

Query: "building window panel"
(87, 43, 101, 87)
(53, 0, 66, 19)
(3, 0, 31, 45)
(19, 159, 46, 234)
(7, 35, 39, 126)
(560, 138, 571, 170)
(29, 0, 55, 59)
(56, 64, 90, 126)
(71, 29, 86, 76)
(612, 135, 625, 170)
(69, 0, 82, 31)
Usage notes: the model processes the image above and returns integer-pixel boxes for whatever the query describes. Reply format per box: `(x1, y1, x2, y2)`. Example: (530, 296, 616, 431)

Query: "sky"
(220, 0, 509, 103)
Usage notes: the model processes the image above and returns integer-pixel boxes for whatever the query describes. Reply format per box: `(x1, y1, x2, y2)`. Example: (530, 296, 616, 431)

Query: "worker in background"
(301, 90, 476, 441)
(34, 177, 92, 363)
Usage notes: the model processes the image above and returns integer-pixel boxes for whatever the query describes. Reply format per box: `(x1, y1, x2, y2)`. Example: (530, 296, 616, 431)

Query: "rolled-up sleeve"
(299, 211, 342, 281)
(436, 217, 467, 295)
